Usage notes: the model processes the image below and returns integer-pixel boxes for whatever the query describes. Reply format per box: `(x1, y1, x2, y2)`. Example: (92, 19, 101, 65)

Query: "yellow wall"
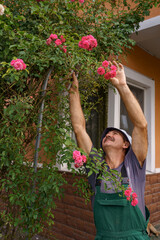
(121, 46, 160, 168)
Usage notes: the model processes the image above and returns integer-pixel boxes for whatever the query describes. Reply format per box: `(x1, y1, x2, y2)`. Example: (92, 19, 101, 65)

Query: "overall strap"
(121, 164, 129, 186)
(96, 163, 129, 187)
(95, 162, 106, 186)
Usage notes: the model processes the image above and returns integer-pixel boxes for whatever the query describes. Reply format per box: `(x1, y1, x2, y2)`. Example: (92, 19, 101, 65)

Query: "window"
(120, 84, 144, 135)
(108, 66, 155, 173)
(86, 91, 108, 149)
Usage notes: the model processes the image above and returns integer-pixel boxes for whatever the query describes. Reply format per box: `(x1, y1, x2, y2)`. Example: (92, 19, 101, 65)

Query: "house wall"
(122, 46, 160, 169)
(146, 7, 160, 19)
(41, 172, 160, 240)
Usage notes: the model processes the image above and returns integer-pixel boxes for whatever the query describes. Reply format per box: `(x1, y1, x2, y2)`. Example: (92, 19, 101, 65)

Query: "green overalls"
(94, 165, 150, 240)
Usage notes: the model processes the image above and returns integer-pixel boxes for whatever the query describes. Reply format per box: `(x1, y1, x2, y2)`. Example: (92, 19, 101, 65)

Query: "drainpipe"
(33, 66, 54, 173)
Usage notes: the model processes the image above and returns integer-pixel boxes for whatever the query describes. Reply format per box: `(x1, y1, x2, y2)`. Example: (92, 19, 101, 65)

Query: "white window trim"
(108, 66, 156, 173)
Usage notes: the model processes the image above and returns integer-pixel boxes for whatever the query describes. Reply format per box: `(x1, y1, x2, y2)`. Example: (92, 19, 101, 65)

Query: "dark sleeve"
(85, 146, 101, 194)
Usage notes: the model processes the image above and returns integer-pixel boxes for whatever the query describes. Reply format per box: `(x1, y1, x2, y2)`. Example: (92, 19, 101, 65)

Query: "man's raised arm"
(110, 62, 148, 166)
(69, 72, 92, 155)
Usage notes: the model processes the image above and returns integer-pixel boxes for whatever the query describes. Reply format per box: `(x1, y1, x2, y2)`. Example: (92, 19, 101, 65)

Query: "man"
(69, 62, 150, 239)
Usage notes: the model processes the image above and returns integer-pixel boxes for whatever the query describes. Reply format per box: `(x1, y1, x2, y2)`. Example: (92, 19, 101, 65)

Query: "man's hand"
(109, 61, 127, 89)
(69, 72, 79, 93)
(147, 222, 160, 237)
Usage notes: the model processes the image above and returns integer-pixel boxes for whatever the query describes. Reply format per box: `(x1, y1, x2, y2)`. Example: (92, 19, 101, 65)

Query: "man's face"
(102, 130, 129, 152)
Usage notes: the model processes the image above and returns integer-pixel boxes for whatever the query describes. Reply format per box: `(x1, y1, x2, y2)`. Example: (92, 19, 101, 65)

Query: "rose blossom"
(124, 189, 131, 197)
(60, 35, 66, 43)
(13, 61, 24, 70)
(0, 4, 5, 15)
(131, 198, 138, 206)
(110, 65, 117, 71)
(46, 38, 52, 45)
(10, 59, 26, 70)
(102, 60, 109, 68)
(97, 67, 105, 75)
(82, 155, 87, 163)
(78, 41, 83, 48)
(128, 187, 132, 192)
(110, 70, 116, 78)
(132, 192, 137, 199)
(73, 150, 87, 168)
(62, 46, 67, 53)
(55, 39, 62, 46)
(104, 72, 112, 80)
(50, 34, 58, 40)
(79, 0, 84, 3)
(82, 40, 90, 50)
(10, 60, 16, 66)
(78, 35, 97, 51)
(124, 186, 132, 197)
(90, 39, 97, 48)
(73, 150, 81, 160)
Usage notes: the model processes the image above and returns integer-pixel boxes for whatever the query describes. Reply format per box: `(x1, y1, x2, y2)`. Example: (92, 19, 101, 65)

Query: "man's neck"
(105, 150, 125, 169)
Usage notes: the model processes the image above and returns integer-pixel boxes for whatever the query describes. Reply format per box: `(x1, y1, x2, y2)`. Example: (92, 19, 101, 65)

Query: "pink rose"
(60, 35, 66, 43)
(22, 63, 27, 70)
(78, 35, 97, 51)
(82, 155, 87, 163)
(81, 36, 87, 41)
(75, 163, 80, 168)
(78, 41, 83, 48)
(73, 150, 87, 168)
(104, 72, 112, 80)
(14, 61, 24, 70)
(124, 189, 131, 197)
(10, 60, 16, 66)
(50, 34, 58, 40)
(73, 150, 81, 160)
(76, 156, 83, 163)
(110, 65, 117, 71)
(110, 70, 116, 78)
(46, 38, 52, 45)
(16, 59, 24, 63)
(126, 197, 130, 201)
(102, 60, 109, 68)
(128, 187, 132, 192)
(79, 0, 84, 3)
(131, 198, 138, 206)
(132, 192, 137, 199)
(90, 39, 97, 48)
(55, 39, 62, 46)
(82, 40, 90, 50)
(97, 67, 105, 75)
(62, 46, 67, 53)
(10, 59, 26, 70)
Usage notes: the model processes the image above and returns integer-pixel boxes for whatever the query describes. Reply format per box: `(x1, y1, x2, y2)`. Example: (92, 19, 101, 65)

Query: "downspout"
(33, 66, 54, 173)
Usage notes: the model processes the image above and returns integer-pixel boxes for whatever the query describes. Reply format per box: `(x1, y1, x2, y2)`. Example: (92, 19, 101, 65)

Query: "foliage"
(0, 0, 159, 238)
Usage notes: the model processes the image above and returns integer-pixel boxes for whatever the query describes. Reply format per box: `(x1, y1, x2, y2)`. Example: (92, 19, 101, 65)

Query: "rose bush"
(0, 0, 159, 238)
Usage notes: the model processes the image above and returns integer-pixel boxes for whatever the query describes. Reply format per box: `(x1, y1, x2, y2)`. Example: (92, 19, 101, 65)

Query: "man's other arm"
(69, 72, 92, 156)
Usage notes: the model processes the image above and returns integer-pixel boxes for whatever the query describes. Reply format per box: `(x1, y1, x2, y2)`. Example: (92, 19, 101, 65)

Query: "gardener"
(69, 61, 150, 240)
